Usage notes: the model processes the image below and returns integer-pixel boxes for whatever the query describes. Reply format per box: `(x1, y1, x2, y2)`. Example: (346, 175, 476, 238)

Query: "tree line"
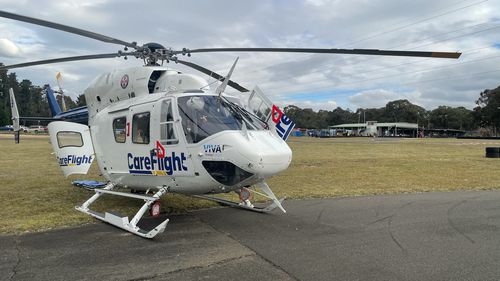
(284, 85, 500, 134)
(0, 66, 498, 134)
(0, 67, 86, 126)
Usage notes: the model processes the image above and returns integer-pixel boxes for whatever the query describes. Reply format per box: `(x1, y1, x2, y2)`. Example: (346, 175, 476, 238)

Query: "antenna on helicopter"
(215, 57, 239, 97)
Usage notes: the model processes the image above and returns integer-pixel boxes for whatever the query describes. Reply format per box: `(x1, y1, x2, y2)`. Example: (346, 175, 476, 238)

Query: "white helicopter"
(0, 10, 461, 238)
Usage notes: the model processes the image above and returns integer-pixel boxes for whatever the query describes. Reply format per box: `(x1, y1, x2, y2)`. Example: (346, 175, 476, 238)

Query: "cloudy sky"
(0, 0, 499, 111)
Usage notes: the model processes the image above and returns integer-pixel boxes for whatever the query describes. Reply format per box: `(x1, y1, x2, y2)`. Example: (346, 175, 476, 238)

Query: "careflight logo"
(128, 141, 188, 176)
(58, 155, 93, 167)
(271, 105, 295, 141)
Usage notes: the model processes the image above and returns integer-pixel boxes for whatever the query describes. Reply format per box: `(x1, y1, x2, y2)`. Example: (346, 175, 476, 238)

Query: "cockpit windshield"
(178, 95, 267, 143)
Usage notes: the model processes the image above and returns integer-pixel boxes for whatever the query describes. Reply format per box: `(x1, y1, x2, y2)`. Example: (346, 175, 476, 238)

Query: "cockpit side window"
(160, 99, 179, 145)
(178, 95, 265, 143)
(132, 112, 150, 144)
(178, 96, 238, 143)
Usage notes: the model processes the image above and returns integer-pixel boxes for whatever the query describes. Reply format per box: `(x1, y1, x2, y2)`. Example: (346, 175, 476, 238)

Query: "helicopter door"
(48, 121, 95, 177)
(247, 86, 295, 141)
(157, 98, 194, 177)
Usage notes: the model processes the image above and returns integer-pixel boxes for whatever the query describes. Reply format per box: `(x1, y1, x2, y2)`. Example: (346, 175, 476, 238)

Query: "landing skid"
(75, 183, 169, 239)
(192, 195, 285, 213)
(193, 181, 286, 213)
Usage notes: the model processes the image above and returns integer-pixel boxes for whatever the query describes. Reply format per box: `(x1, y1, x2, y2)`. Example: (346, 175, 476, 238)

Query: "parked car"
(0, 125, 14, 131)
(24, 125, 48, 134)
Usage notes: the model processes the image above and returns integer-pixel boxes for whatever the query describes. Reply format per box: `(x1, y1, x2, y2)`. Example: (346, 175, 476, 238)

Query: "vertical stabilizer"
(45, 84, 62, 117)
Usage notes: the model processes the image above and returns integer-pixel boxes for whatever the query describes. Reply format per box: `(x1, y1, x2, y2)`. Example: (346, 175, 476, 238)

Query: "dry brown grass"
(1, 134, 499, 234)
(269, 137, 500, 198)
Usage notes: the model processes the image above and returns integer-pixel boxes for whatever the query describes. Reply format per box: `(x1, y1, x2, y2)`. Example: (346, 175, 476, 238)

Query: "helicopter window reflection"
(160, 99, 178, 145)
(113, 117, 126, 143)
(178, 95, 266, 143)
(132, 112, 150, 144)
(56, 131, 83, 148)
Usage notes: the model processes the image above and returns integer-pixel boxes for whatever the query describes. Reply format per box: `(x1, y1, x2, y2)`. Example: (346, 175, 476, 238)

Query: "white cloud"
(276, 99, 338, 111)
(0, 0, 498, 110)
(349, 89, 410, 108)
(0, 38, 21, 57)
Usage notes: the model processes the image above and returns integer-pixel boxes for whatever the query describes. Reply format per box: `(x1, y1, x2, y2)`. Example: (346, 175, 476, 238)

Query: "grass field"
(1, 133, 500, 234)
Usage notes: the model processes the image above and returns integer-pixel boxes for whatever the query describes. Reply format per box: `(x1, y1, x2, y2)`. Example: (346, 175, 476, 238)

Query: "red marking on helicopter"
(271, 104, 295, 141)
(149, 201, 161, 217)
(238, 187, 252, 201)
(271, 105, 283, 124)
(120, 74, 129, 89)
(156, 140, 165, 158)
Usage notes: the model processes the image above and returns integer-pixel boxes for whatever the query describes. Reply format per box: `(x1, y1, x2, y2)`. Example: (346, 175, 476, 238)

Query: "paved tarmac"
(2, 190, 500, 281)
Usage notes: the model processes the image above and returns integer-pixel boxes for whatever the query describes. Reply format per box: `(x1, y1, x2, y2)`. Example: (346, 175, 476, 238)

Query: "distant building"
(330, 121, 419, 137)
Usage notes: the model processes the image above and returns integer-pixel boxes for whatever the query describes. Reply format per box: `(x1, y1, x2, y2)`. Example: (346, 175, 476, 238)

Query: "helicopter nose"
(236, 131, 292, 178)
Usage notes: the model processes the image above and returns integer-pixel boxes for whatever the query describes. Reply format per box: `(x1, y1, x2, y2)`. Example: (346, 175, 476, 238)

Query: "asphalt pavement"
(2, 190, 500, 281)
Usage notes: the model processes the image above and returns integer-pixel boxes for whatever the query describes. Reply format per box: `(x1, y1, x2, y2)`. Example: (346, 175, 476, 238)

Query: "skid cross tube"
(76, 183, 169, 238)
(192, 181, 286, 213)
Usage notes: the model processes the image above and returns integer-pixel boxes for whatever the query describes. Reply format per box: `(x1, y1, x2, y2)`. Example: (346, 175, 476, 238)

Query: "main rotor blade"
(0, 52, 138, 70)
(180, 48, 461, 59)
(177, 59, 249, 92)
(0, 10, 138, 49)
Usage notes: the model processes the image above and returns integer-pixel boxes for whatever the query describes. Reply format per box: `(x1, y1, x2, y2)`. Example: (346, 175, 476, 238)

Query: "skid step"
(95, 189, 156, 201)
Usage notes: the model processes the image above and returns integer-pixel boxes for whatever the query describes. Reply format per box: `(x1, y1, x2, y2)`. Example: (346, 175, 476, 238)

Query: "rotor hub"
(139, 42, 176, 66)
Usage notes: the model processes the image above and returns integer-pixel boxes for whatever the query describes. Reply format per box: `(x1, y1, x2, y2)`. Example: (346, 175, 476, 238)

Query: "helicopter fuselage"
(91, 91, 292, 194)
(82, 66, 292, 194)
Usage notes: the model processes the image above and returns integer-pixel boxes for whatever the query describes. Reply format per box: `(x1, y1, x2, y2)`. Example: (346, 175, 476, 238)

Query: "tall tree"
(474, 86, 500, 135)
(327, 107, 356, 125)
(382, 99, 426, 123)
(76, 94, 86, 107)
(428, 106, 474, 130)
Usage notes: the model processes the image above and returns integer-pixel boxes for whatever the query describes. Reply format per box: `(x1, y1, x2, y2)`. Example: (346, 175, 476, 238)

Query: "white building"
(330, 121, 419, 137)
